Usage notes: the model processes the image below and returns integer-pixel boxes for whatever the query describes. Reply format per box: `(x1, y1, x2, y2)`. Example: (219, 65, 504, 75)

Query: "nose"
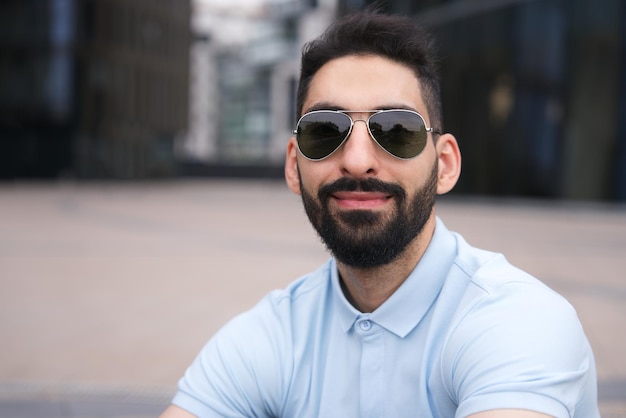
(337, 119, 380, 177)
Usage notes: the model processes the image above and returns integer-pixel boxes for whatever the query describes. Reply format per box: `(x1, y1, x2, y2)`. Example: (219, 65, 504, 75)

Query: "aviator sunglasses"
(293, 109, 441, 161)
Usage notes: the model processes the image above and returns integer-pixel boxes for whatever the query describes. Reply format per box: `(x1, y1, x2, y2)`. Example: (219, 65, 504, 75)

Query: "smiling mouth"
(331, 191, 392, 210)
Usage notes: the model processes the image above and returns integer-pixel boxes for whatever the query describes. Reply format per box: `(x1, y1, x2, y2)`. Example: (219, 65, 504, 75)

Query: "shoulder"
(440, 234, 597, 417)
(217, 259, 335, 347)
(446, 233, 586, 359)
(174, 260, 335, 416)
(266, 259, 335, 310)
(448, 231, 562, 304)
(208, 258, 336, 369)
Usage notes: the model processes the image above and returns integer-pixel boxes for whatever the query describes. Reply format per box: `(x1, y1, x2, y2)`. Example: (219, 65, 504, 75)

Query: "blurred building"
(180, 0, 310, 175)
(186, 0, 626, 200)
(0, 0, 73, 178)
(0, 0, 192, 178)
(2, 0, 625, 201)
(179, 32, 218, 163)
(380, 0, 626, 201)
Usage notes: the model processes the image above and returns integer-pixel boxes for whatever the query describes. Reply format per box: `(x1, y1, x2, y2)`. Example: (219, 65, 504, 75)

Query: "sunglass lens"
(369, 111, 427, 159)
(297, 112, 351, 160)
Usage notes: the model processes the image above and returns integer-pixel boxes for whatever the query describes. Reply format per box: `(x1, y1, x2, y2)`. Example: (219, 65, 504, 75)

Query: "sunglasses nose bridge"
(352, 116, 384, 150)
(339, 116, 381, 162)
(350, 117, 371, 136)
(347, 118, 371, 140)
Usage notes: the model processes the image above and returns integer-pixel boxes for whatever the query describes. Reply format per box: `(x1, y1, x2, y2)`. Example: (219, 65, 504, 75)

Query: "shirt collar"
(332, 217, 458, 337)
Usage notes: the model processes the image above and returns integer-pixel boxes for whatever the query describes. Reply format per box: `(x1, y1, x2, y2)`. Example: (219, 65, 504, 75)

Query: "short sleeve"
(443, 281, 598, 418)
(172, 294, 291, 417)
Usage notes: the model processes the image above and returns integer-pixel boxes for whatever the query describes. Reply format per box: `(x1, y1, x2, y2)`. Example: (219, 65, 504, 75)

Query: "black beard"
(300, 163, 438, 268)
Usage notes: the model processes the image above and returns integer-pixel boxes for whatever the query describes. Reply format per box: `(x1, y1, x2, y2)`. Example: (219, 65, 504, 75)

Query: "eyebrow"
(303, 101, 418, 114)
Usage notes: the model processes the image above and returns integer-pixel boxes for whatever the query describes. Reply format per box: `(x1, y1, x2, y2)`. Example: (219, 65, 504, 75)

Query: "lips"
(331, 191, 392, 209)
(317, 177, 406, 210)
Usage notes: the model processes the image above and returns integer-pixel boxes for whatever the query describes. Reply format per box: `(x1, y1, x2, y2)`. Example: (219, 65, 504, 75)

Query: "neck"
(337, 215, 437, 313)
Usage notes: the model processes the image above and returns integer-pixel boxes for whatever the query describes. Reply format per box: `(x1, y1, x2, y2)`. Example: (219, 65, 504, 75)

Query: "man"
(161, 11, 598, 418)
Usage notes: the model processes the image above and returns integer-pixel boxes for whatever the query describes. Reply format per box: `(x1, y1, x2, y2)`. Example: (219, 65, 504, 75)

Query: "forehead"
(303, 55, 427, 115)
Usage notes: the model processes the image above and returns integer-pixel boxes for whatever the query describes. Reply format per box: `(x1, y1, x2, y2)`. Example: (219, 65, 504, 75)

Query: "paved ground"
(0, 180, 625, 417)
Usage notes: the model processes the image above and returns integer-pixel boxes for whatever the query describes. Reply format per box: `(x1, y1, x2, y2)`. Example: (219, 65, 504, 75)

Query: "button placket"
(356, 317, 384, 417)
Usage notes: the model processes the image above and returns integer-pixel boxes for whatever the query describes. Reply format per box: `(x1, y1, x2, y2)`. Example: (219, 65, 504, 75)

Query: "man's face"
(299, 162, 438, 268)
(289, 55, 442, 268)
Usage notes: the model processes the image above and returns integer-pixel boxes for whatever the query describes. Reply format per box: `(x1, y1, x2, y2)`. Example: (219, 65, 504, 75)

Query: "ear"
(285, 137, 302, 195)
(435, 133, 461, 195)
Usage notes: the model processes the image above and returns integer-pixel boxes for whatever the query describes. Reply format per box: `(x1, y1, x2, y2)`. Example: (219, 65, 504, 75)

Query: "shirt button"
(359, 320, 372, 331)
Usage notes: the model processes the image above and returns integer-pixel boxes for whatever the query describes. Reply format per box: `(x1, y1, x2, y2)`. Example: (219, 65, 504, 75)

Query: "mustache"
(318, 177, 406, 202)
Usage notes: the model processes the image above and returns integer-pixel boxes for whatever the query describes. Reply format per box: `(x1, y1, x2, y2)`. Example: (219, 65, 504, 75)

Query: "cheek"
(401, 159, 437, 193)
(299, 178, 320, 203)
(297, 161, 336, 194)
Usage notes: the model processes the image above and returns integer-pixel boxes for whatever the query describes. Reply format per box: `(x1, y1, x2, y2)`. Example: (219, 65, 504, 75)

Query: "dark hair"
(296, 11, 443, 130)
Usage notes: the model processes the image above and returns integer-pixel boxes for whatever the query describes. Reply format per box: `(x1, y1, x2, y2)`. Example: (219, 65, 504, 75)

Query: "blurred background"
(1, 0, 626, 417)
(1, 0, 625, 201)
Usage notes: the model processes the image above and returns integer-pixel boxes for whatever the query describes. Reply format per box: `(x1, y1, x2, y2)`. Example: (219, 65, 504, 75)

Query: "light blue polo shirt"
(172, 218, 598, 417)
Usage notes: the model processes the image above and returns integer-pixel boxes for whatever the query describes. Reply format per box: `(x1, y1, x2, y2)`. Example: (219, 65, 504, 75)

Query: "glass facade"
(375, 0, 626, 200)
(0, 0, 74, 177)
(2, 0, 625, 200)
(0, 0, 192, 179)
